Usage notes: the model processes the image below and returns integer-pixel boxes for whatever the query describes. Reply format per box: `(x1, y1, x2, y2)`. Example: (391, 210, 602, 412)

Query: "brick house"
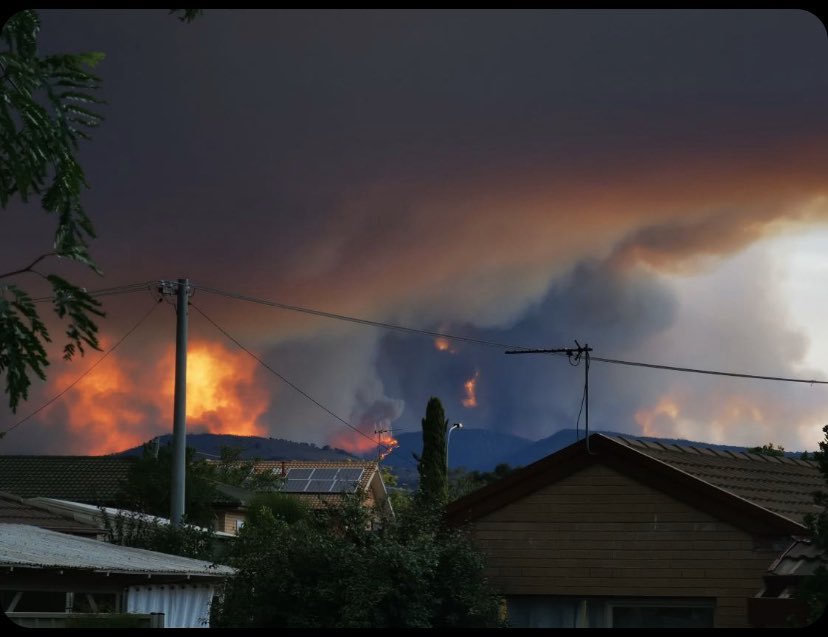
(445, 433, 824, 628)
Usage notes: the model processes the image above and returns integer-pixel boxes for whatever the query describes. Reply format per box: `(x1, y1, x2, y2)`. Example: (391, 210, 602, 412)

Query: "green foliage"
(381, 465, 413, 515)
(449, 463, 517, 501)
(211, 494, 500, 628)
(246, 491, 310, 526)
(1, 9, 106, 412)
(416, 397, 449, 506)
(101, 507, 216, 561)
(202, 445, 284, 492)
(800, 424, 828, 624)
(748, 442, 786, 457)
(115, 442, 283, 529)
(169, 9, 205, 22)
(115, 442, 220, 528)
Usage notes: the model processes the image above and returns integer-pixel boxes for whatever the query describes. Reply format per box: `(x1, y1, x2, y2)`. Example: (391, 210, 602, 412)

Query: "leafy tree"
(748, 442, 786, 457)
(800, 425, 828, 624)
(101, 507, 216, 561)
(449, 463, 518, 501)
(1, 10, 202, 416)
(245, 491, 310, 526)
(1, 10, 106, 413)
(211, 493, 500, 628)
(381, 464, 412, 515)
(115, 441, 283, 529)
(115, 442, 219, 528)
(203, 445, 284, 492)
(415, 397, 449, 506)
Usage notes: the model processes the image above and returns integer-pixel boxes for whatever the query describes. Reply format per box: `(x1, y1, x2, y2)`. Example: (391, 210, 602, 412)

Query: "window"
(505, 596, 715, 629)
(608, 599, 714, 628)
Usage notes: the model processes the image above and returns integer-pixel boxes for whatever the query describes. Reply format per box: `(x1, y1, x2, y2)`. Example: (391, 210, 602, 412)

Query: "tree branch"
(0, 252, 58, 279)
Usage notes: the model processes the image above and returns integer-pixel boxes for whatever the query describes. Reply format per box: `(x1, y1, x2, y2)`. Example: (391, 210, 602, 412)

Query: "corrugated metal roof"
(0, 492, 100, 536)
(603, 435, 823, 525)
(28, 498, 236, 540)
(0, 524, 234, 577)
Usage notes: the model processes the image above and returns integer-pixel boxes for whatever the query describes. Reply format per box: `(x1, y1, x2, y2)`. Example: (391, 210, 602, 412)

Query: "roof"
(0, 524, 235, 578)
(26, 498, 236, 540)
(0, 456, 134, 505)
(213, 460, 384, 511)
(0, 492, 100, 537)
(766, 537, 825, 579)
(446, 433, 824, 535)
(604, 435, 821, 525)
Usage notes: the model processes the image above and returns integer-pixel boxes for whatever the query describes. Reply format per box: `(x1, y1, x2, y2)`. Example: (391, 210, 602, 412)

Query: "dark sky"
(2, 9, 827, 456)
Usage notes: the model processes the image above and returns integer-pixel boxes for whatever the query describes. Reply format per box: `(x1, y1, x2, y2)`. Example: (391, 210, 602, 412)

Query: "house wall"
(466, 463, 786, 628)
(215, 511, 245, 535)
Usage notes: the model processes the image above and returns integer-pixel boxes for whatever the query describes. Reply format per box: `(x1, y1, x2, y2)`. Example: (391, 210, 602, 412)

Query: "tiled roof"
(446, 433, 824, 534)
(0, 456, 135, 505)
(766, 537, 824, 578)
(0, 492, 100, 536)
(605, 435, 823, 526)
(0, 524, 234, 578)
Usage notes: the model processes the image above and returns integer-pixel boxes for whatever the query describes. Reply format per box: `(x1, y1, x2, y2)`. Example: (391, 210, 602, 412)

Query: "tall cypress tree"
(417, 397, 449, 506)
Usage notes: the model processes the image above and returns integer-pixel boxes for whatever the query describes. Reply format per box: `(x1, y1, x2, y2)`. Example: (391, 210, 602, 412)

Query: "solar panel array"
(281, 467, 365, 493)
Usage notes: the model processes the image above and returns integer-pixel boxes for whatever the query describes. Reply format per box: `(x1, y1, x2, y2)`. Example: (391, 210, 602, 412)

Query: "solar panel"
(283, 479, 309, 492)
(332, 480, 359, 493)
(310, 468, 338, 480)
(285, 468, 313, 480)
(337, 468, 363, 481)
(306, 479, 336, 493)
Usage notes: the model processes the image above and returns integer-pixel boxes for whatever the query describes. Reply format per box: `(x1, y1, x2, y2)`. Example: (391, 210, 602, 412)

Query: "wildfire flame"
(328, 427, 399, 460)
(434, 336, 457, 354)
(462, 369, 480, 408)
(46, 338, 269, 454)
(634, 396, 679, 438)
(160, 340, 270, 438)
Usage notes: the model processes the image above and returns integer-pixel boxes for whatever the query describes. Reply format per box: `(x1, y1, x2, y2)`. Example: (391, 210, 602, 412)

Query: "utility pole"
(160, 278, 189, 527)
(506, 342, 593, 451)
(375, 426, 389, 463)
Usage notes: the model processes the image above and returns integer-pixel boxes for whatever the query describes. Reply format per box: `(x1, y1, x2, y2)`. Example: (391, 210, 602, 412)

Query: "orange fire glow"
(634, 396, 679, 438)
(158, 340, 269, 437)
(48, 343, 154, 455)
(434, 336, 457, 354)
(328, 427, 399, 459)
(462, 369, 480, 408)
(46, 338, 270, 454)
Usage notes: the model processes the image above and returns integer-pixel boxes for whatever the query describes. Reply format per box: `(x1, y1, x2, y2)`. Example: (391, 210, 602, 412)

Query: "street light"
(447, 422, 463, 472)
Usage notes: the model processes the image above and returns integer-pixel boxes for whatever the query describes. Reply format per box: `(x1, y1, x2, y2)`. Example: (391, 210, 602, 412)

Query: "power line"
(191, 283, 528, 351)
(2, 298, 163, 436)
(31, 280, 156, 303)
(188, 302, 392, 453)
(192, 283, 828, 387)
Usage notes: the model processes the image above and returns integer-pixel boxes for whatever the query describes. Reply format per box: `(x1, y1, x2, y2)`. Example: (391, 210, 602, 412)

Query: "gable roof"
(0, 524, 234, 579)
(604, 435, 820, 524)
(0, 456, 135, 505)
(445, 433, 824, 536)
(0, 492, 100, 537)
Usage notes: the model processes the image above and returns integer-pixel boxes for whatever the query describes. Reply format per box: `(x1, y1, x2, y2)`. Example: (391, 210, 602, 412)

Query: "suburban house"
(0, 523, 234, 628)
(211, 459, 393, 535)
(445, 433, 824, 628)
